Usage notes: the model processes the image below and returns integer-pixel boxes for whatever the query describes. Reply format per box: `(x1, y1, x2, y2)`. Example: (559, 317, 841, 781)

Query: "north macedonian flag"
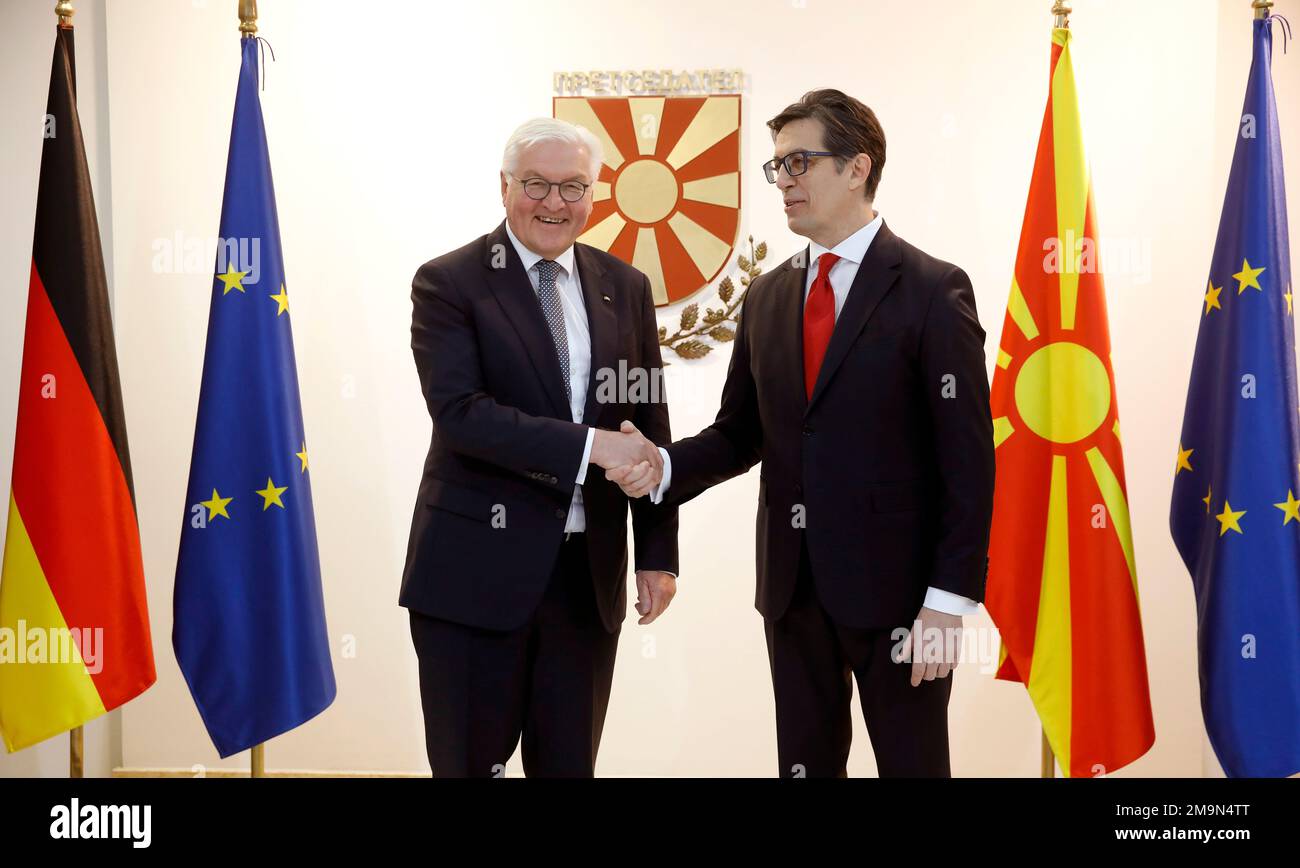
(173, 36, 335, 758)
(0, 25, 156, 752)
(1169, 15, 1300, 778)
(985, 27, 1154, 777)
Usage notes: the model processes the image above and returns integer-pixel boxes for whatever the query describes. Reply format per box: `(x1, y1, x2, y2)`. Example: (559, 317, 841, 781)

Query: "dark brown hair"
(767, 89, 886, 199)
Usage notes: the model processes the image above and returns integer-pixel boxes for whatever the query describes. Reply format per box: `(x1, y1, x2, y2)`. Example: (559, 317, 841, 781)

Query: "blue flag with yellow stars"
(173, 37, 335, 759)
(1170, 14, 1300, 778)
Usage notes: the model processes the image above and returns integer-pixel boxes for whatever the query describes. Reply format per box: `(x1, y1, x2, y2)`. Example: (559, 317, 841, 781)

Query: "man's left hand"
(635, 570, 676, 625)
(893, 606, 962, 687)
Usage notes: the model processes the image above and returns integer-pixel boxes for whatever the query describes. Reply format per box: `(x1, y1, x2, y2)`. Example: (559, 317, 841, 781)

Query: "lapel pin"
(602, 294, 611, 303)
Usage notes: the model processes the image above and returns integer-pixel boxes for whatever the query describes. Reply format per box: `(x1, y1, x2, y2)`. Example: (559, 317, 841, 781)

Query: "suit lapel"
(575, 244, 616, 427)
(768, 254, 810, 417)
(481, 221, 572, 418)
(806, 222, 902, 415)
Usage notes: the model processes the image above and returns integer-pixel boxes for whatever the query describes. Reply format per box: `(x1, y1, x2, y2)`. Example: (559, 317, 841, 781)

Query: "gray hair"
(502, 117, 604, 183)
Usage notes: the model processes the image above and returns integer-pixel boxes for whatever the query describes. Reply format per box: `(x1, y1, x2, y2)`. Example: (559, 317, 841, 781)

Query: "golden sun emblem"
(554, 95, 741, 306)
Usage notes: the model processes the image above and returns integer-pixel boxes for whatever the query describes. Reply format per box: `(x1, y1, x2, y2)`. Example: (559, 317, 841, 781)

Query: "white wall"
(3, 0, 1297, 777)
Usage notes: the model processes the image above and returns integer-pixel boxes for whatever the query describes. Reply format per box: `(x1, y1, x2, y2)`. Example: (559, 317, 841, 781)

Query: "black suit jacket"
(663, 221, 993, 628)
(400, 221, 678, 633)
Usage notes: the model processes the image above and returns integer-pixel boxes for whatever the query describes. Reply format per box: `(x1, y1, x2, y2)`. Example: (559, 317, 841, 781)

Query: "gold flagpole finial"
(1253, 0, 1273, 19)
(239, 0, 258, 38)
(55, 0, 74, 28)
(1052, 1, 1072, 29)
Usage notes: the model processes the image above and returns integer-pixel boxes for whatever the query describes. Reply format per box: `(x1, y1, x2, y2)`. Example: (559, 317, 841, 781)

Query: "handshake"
(591, 421, 663, 499)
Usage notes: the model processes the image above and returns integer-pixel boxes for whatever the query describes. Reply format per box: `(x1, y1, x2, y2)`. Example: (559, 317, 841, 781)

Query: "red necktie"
(803, 252, 840, 398)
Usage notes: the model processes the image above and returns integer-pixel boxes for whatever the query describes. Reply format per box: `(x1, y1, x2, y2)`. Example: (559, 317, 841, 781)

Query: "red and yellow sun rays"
(554, 96, 741, 305)
(985, 28, 1154, 778)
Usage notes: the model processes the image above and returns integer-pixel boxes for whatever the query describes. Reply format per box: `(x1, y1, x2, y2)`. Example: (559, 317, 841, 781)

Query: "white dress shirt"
(505, 221, 595, 533)
(654, 212, 980, 617)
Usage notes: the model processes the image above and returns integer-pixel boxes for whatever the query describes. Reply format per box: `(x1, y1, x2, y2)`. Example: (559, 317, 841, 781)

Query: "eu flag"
(173, 37, 335, 758)
(1170, 15, 1300, 777)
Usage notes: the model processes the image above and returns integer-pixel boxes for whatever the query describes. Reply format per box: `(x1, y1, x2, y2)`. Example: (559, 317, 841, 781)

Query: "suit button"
(555, 508, 567, 519)
(802, 426, 814, 436)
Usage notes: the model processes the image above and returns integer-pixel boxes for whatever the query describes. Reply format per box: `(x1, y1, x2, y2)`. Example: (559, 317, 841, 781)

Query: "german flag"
(985, 27, 1154, 777)
(0, 24, 155, 752)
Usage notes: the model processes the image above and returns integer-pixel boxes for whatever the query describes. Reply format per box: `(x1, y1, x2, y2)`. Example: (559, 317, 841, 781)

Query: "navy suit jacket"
(663, 222, 994, 628)
(400, 221, 678, 633)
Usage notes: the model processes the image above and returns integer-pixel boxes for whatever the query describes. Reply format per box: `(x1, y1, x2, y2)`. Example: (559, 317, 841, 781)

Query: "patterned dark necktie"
(534, 259, 572, 403)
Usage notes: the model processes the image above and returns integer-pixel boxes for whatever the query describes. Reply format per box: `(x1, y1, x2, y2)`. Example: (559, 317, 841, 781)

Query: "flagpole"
(1253, 0, 1273, 19)
(54, 0, 83, 780)
(69, 727, 84, 778)
(1040, 1, 1060, 779)
(1052, 0, 1071, 29)
(238, 0, 263, 783)
(239, 0, 258, 38)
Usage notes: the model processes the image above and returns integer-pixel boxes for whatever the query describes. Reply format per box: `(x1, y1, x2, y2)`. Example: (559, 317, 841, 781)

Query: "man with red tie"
(611, 89, 995, 777)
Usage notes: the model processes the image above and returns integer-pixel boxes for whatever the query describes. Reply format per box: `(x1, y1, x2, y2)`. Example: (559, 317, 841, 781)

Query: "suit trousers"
(763, 540, 953, 778)
(408, 534, 619, 777)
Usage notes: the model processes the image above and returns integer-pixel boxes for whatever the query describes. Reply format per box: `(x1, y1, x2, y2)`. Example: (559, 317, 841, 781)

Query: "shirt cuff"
(575, 427, 595, 485)
(922, 586, 980, 616)
(649, 447, 671, 504)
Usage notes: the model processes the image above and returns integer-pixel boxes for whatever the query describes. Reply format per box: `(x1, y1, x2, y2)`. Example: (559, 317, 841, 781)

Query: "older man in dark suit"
(401, 117, 678, 777)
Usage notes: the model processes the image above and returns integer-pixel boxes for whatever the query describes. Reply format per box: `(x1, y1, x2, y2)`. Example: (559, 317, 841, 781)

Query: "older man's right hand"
(591, 421, 662, 494)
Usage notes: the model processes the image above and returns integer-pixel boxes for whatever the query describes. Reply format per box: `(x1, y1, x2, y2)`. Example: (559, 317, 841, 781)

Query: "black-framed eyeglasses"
(762, 150, 838, 184)
(509, 173, 592, 203)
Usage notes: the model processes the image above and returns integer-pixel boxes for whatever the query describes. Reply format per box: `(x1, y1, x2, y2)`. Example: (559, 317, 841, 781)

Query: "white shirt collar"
(504, 219, 576, 278)
(807, 211, 883, 270)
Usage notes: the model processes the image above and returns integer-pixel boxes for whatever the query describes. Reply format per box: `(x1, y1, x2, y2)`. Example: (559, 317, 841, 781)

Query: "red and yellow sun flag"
(985, 26, 1154, 777)
(0, 24, 155, 752)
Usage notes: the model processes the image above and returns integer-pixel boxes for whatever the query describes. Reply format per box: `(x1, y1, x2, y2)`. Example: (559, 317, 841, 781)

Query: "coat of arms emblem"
(554, 95, 741, 306)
